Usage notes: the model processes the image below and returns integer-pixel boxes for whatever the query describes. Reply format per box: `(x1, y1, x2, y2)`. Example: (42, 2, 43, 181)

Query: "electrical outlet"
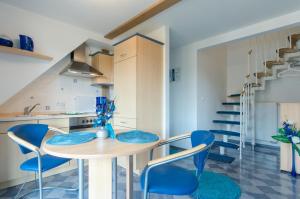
(45, 106, 50, 110)
(170, 68, 180, 82)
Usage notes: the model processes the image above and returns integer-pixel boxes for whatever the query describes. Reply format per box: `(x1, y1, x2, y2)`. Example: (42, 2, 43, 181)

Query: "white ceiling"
(2, 0, 300, 48)
(0, 0, 156, 35)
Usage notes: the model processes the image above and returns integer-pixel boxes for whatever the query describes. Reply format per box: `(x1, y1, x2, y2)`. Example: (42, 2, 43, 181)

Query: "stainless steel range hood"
(60, 44, 103, 78)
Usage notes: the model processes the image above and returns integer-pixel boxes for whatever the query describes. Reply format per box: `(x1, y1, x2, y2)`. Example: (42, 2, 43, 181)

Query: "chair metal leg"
(14, 182, 25, 199)
(143, 174, 149, 199)
(143, 191, 148, 199)
(34, 172, 38, 188)
(149, 149, 154, 161)
(16, 187, 78, 199)
(78, 159, 84, 199)
(37, 155, 43, 199)
(112, 158, 117, 199)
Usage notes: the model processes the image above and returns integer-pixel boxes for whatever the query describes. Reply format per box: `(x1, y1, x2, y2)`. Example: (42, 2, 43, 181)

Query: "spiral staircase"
(208, 33, 300, 163)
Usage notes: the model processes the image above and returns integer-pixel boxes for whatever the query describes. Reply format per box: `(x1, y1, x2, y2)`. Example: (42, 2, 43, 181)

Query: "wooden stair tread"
(216, 111, 240, 115)
(213, 120, 240, 125)
(250, 82, 261, 87)
(278, 48, 299, 58)
(212, 141, 239, 150)
(228, 93, 241, 97)
(254, 72, 272, 79)
(210, 130, 240, 137)
(264, 60, 284, 69)
(222, 102, 240, 106)
(208, 153, 235, 163)
(291, 34, 300, 49)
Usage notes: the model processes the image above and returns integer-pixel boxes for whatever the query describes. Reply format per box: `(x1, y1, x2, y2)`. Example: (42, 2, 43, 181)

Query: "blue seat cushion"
(20, 154, 70, 172)
(140, 164, 198, 195)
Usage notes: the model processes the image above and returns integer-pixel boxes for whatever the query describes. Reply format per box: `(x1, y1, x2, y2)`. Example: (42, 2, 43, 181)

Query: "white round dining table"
(43, 129, 160, 199)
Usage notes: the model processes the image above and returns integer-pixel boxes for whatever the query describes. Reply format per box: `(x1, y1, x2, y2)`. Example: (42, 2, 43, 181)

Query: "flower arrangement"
(272, 121, 300, 177)
(94, 96, 115, 138)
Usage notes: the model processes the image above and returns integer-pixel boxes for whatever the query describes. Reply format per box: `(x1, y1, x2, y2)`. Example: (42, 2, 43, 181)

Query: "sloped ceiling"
(0, 2, 108, 105)
(2, 0, 300, 47)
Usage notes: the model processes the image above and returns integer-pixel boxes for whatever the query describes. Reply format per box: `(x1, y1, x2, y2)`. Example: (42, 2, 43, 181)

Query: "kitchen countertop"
(0, 112, 97, 122)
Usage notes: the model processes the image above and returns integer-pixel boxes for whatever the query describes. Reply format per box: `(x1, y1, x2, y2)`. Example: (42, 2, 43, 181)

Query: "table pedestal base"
(89, 158, 112, 199)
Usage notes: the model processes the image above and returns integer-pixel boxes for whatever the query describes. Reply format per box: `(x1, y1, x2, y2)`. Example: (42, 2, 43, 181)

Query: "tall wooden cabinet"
(113, 34, 163, 171)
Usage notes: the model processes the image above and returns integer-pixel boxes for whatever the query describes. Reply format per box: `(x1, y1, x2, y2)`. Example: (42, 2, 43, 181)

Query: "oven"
(69, 116, 98, 133)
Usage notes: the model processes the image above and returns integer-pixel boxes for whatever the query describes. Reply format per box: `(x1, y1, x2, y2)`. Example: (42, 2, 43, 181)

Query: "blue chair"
(7, 124, 77, 199)
(141, 130, 214, 199)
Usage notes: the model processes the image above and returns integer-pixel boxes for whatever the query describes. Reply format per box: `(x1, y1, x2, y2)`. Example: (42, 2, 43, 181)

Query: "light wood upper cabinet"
(114, 36, 137, 63)
(91, 53, 114, 86)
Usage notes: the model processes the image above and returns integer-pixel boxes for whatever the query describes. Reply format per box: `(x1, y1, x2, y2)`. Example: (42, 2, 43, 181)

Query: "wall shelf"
(0, 46, 53, 61)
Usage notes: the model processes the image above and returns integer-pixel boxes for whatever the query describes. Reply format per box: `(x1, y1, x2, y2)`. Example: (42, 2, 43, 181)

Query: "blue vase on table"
(95, 96, 115, 139)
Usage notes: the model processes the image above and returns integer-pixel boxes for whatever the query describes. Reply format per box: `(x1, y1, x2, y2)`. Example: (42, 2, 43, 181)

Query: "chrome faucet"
(24, 103, 40, 115)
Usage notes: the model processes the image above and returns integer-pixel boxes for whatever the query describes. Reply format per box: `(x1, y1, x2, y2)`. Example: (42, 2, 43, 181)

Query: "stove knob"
(90, 119, 93, 123)
(82, 120, 85, 124)
(86, 120, 89, 123)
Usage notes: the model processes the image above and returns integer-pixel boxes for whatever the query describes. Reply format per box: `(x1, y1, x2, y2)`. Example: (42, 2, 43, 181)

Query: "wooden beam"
(104, 0, 181, 39)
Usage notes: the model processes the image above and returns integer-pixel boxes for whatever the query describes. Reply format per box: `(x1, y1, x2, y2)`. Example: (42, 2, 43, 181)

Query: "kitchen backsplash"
(0, 54, 112, 113)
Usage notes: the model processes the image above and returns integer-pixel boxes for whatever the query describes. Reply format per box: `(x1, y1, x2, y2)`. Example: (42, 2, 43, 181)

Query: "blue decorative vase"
(96, 126, 108, 139)
(0, 36, 13, 47)
(19, 34, 34, 51)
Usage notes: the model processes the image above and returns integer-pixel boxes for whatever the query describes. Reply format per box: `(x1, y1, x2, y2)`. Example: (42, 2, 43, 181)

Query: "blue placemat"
(47, 132, 97, 146)
(116, 130, 159, 144)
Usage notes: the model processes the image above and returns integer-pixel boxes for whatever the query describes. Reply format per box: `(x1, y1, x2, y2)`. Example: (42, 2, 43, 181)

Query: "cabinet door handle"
(120, 53, 127, 57)
(120, 121, 127, 124)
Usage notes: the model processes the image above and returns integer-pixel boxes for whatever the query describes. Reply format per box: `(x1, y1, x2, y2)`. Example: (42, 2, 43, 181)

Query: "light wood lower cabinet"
(0, 120, 37, 188)
(0, 118, 74, 189)
(38, 118, 70, 133)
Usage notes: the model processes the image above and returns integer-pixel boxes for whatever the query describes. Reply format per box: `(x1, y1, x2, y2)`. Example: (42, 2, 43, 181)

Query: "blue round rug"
(192, 171, 241, 199)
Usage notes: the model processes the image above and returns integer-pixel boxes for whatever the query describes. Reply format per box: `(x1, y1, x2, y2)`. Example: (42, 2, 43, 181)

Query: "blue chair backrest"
(8, 124, 49, 154)
(191, 130, 214, 174)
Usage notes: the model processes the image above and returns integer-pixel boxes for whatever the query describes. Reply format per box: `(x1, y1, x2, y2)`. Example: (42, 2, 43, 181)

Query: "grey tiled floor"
(0, 145, 299, 199)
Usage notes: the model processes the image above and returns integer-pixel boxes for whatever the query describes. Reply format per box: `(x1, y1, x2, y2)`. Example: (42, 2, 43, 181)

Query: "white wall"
(169, 9, 300, 149)
(226, 26, 300, 102)
(170, 45, 198, 148)
(226, 26, 300, 146)
(0, 55, 102, 114)
(197, 46, 227, 130)
(170, 46, 227, 149)
(226, 26, 300, 95)
(0, 2, 110, 105)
